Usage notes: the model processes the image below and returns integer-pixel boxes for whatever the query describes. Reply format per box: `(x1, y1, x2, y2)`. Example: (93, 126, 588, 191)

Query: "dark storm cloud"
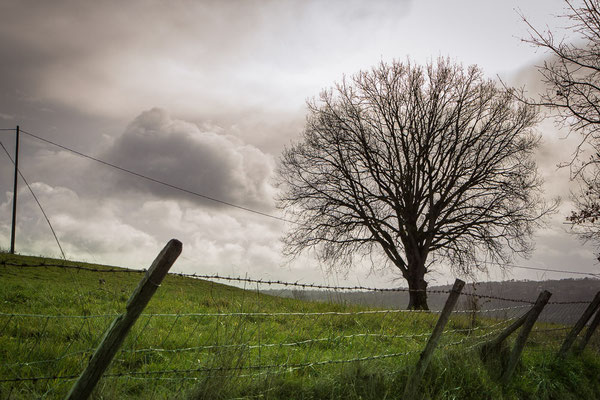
(102, 108, 276, 210)
(0, 0, 412, 120)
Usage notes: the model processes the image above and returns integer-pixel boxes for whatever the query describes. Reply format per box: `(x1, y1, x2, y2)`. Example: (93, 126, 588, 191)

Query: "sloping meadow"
(1, 253, 599, 399)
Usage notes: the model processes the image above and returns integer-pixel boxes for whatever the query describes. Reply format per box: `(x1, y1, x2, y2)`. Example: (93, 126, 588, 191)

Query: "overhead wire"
(5, 127, 600, 279)
(0, 141, 66, 259)
(475, 259, 600, 278)
(18, 128, 294, 224)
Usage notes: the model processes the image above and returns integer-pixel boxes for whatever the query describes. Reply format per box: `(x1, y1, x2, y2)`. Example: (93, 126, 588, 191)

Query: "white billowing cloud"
(0, 182, 159, 265)
(0, 109, 293, 279)
(0, 177, 290, 275)
(103, 108, 277, 210)
(123, 198, 285, 275)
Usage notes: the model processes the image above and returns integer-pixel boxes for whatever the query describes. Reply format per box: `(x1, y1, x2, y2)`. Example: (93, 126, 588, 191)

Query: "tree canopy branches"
(523, 0, 600, 250)
(277, 58, 554, 309)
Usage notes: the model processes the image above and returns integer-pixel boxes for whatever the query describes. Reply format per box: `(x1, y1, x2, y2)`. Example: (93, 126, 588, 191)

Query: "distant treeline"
(264, 278, 600, 325)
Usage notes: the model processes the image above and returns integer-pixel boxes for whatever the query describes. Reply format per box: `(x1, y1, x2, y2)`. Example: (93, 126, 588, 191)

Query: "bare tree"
(523, 0, 600, 245)
(276, 59, 553, 310)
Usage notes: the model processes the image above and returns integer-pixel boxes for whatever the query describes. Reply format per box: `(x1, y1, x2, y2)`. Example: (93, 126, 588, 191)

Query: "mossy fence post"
(501, 290, 551, 384)
(480, 290, 551, 384)
(65, 239, 182, 400)
(403, 278, 465, 399)
(575, 299, 600, 354)
(557, 291, 600, 358)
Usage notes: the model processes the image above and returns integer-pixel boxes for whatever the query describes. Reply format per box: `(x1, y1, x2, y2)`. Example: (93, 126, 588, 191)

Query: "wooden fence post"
(575, 304, 600, 354)
(65, 239, 182, 400)
(557, 291, 600, 358)
(403, 278, 465, 400)
(482, 311, 530, 354)
(501, 290, 551, 384)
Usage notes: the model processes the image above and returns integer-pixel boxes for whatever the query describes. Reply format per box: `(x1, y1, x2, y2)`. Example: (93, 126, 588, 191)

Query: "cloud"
(2, 0, 598, 287)
(0, 0, 412, 120)
(0, 178, 287, 274)
(101, 108, 277, 210)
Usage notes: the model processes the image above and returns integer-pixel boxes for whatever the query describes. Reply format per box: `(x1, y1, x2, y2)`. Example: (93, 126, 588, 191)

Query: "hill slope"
(1, 252, 599, 399)
(266, 278, 600, 324)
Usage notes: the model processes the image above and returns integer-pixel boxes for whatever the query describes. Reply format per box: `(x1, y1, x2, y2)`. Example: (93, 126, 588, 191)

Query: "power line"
(477, 259, 600, 278)
(9, 129, 600, 279)
(0, 141, 66, 259)
(18, 128, 294, 224)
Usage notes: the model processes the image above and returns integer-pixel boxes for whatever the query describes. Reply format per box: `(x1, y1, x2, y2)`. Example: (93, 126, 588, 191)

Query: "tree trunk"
(407, 272, 429, 310)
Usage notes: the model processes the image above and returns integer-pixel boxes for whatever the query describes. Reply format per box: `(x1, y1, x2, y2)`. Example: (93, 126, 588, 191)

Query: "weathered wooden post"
(575, 305, 600, 354)
(482, 311, 530, 353)
(501, 290, 551, 384)
(403, 278, 465, 399)
(65, 239, 182, 400)
(557, 291, 600, 358)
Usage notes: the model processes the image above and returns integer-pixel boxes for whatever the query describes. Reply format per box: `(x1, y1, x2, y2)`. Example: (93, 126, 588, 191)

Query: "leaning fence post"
(403, 278, 465, 399)
(575, 304, 600, 354)
(482, 310, 530, 354)
(501, 290, 551, 384)
(65, 239, 182, 400)
(557, 291, 600, 358)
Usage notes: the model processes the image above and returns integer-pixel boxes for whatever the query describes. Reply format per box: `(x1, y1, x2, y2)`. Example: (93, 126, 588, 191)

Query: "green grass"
(0, 252, 599, 399)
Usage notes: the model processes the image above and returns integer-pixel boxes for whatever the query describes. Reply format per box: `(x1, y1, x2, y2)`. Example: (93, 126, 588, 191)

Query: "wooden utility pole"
(10, 125, 19, 254)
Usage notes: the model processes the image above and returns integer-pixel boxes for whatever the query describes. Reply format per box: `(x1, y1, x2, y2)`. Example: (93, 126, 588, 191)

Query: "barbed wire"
(0, 309, 438, 320)
(0, 348, 422, 383)
(548, 299, 595, 305)
(0, 310, 521, 379)
(1, 321, 529, 385)
(123, 321, 514, 357)
(1, 261, 141, 274)
(0, 349, 94, 369)
(0, 312, 117, 319)
(3, 261, 597, 305)
(0, 304, 539, 321)
(1, 309, 596, 394)
(114, 348, 426, 382)
(531, 326, 571, 333)
(452, 305, 531, 314)
(0, 308, 526, 384)
(154, 318, 513, 351)
(442, 325, 512, 349)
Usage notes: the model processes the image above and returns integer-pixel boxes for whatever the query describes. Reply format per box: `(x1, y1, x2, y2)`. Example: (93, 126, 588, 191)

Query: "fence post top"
(451, 279, 465, 292)
(538, 290, 552, 302)
(125, 239, 182, 311)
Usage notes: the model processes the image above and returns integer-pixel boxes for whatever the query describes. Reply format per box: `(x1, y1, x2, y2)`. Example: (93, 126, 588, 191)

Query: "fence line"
(0, 317, 519, 370)
(4, 260, 597, 306)
(2, 260, 600, 398)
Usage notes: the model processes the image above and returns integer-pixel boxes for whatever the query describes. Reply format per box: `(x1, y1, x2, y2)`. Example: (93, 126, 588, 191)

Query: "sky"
(0, 0, 598, 289)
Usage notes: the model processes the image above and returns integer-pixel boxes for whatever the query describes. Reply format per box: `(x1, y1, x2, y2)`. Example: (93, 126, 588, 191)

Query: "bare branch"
(276, 58, 552, 309)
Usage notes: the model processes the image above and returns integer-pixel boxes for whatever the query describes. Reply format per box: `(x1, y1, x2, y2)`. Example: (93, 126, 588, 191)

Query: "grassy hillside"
(1, 252, 599, 399)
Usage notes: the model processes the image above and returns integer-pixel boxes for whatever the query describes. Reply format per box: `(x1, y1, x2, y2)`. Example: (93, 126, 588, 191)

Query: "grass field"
(1, 252, 599, 399)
